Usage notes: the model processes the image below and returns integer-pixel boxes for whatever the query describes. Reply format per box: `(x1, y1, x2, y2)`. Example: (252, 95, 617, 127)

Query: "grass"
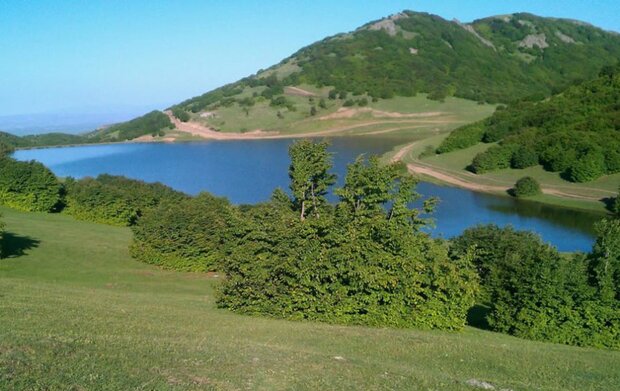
(195, 90, 495, 138)
(392, 134, 618, 213)
(1, 207, 619, 390)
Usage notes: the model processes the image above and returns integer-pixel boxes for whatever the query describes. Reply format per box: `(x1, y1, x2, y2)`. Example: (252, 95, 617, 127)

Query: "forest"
(438, 64, 620, 182)
(1, 140, 618, 348)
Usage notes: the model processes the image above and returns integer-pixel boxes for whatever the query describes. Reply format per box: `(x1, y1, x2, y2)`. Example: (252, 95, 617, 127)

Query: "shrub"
(614, 189, 620, 216)
(470, 145, 516, 173)
(217, 151, 479, 330)
(451, 225, 620, 349)
(512, 176, 542, 197)
(0, 158, 62, 212)
(171, 107, 190, 122)
(0, 142, 14, 157)
(64, 175, 186, 226)
(131, 193, 241, 272)
(511, 146, 539, 169)
(567, 150, 607, 182)
(437, 121, 486, 154)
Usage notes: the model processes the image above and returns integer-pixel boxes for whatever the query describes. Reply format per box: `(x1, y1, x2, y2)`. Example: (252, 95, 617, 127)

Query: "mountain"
(438, 63, 620, 182)
(20, 11, 620, 143)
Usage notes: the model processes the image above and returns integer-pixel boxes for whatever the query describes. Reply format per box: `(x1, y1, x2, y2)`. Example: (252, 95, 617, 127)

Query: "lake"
(14, 138, 603, 252)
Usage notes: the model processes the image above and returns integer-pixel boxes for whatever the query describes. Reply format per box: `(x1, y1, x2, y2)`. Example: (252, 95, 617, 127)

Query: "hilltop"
(72, 10, 620, 143)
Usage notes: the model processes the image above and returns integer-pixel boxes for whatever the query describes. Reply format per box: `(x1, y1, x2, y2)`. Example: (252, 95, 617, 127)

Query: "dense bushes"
(131, 193, 240, 272)
(614, 189, 620, 216)
(0, 141, 15, 157)
(171, 108, 190, 122)
(0, 158, 62, 212)
(451, 225, 620, 349)
(458, 65, 620, 181)
(64, 175, 187, 226)
(216, 150, 478, 330)
(103, 111, 174, 140)
(469, 145, 516, 173)
(512, 177, 541, 197)
(437, 121, 486, 154)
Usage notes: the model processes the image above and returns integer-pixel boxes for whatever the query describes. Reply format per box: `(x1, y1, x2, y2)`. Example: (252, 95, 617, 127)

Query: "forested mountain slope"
(439, 64, 620, 182)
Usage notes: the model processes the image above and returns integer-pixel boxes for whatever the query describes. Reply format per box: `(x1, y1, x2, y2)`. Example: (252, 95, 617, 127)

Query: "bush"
(512, 176, 542, 197)
(217, 151, 479, 330)
(131, 193, 241, 272)
(614, 189, 620, 216)
(0, 142, 14, 157)
(437, 121, 486, 154)
(64, 175, 186, 226)
(511, 146, 539, 169)
(567, 150, 607, 182)
(451, 225, 620, 349)
(0, 158, 62, 212)
(470, 145, 516, 173)
(171, 107, 190, 122)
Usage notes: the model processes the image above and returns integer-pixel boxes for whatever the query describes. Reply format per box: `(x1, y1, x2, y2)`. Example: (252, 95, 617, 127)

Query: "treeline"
(437, 64, 620, 182)
(452, 224, 620, 349)
(2, 141, 619, 348)
(134, 141, 477, 329)
(94, 110, 175, 141)
(131, 140, 619, 348)
(0, 155, 186, 225)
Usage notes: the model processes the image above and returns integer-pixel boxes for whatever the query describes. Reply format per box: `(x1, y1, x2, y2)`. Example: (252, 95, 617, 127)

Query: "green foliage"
(101, 111, 174, 141)
(288, 140, 336, 220)
(217, 149, 476, 330)
(131, 193, 240, 272)
(64, 175, 186, 226)
(470, 145, 516, 173)
(615, 189, 620, 216)
(512, 176, 542, 198)
(171, 107, 190, 122)
(464, 64, 620, 182)
(588, 219, 620, 303)
(437, 121, 486, 153)
(451, 225, 620, 349)
(0, 130, 91, 149)
(0, 141, 14, 157)
(0, 158, 62, 212)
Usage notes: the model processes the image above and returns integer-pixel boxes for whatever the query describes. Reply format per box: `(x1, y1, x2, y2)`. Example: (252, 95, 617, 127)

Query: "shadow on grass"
(602, 197, 617, 214)
(1, 232, 40, 258)
(467, 304, 491, 330)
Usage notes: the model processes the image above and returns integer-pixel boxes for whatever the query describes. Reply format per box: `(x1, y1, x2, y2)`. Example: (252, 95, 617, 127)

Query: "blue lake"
(14, 138, 603, 252)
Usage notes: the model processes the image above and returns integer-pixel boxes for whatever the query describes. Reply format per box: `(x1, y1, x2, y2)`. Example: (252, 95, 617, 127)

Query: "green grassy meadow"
(1, 206, 619, 390)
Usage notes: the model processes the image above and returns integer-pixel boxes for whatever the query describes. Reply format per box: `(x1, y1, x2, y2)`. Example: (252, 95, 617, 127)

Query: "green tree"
(512, 176, 542, 198)
(0, 158, 62, 212)
(615, 188, 620, 216)
(288, 140, 336, 220)
(588, 219, 620, 303)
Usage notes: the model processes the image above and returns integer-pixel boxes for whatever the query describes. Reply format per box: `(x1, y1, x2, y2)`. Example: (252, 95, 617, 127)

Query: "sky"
(1, 0, 619, 118)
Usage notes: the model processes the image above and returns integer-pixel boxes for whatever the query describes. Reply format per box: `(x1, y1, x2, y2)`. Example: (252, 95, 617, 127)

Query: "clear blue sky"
(1, 0, 619, 116)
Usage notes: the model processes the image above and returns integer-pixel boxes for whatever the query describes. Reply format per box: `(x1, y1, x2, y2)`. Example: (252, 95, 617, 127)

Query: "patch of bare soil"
(284, 86, 316, 97)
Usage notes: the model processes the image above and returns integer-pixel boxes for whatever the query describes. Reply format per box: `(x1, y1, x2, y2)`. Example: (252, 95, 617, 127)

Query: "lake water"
(14, 138, 603, 252)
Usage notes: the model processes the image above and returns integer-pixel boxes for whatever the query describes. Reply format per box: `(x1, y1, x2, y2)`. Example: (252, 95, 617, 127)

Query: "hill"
(1, 206, 619, 389)
(87, 10, 620, 142)
(437, 64, 620, 182)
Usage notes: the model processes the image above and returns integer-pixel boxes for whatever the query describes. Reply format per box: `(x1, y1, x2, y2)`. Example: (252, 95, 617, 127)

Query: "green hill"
(438, 64, 620, 182)
(175, 10, 620, 116)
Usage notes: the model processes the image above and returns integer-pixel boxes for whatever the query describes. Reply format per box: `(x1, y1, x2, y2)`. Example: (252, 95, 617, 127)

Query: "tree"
(318, 98, 327, 109)
(512, 176, 542, 197)
(588, 219, 620, 303)
(614, 188, 620, 216)
(309, 106, 317, 116)
(288, 140, 336, 220)
(0, 158, 62, 212)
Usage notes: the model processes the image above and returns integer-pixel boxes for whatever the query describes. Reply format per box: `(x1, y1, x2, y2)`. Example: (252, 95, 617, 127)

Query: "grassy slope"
(196, 92, 495, 138)
(1, 207, 619, 390)
(390, 134, 618, 213)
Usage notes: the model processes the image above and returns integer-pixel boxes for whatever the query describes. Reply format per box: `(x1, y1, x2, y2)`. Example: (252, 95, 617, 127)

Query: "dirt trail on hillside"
(390, 143, 609, 201)
(319, 107, 445, 120)
(166, 111, 447, 140)
(284, 86, 316, 97)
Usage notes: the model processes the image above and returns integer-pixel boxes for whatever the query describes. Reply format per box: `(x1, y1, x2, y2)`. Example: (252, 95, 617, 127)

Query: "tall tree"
(589, 219, 620, 303)
(288, 140, 335, 220)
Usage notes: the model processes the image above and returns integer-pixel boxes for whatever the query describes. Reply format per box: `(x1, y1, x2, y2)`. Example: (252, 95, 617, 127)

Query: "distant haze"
(0, 105, 170, 135)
